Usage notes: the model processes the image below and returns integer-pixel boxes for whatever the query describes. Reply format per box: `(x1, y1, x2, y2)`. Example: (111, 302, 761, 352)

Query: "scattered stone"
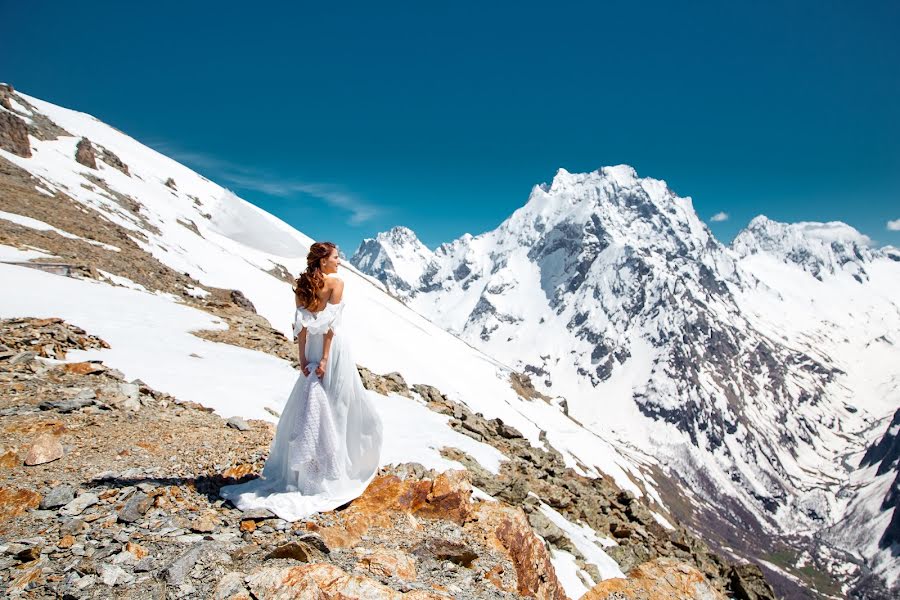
(64, 361, 107, 375)
(117, 491, 152, 523)
(39, 396, 95, 413)
(294, 532, 330, 554)
(190, 511, 220, 533)
(9, 350, 37, 365)
(14, 545, 41, 562)
(24, 433, 65, 465)
(164, 177, 177, 190)
(134, 556, 155, 572)
(226, 416, 251, 431)
(161, 542, 209, 586)
(40, 484, 74, 509)
(97, 563, 132, 586)
(61, 492, 99, 516)
(214, 571, 251, 599)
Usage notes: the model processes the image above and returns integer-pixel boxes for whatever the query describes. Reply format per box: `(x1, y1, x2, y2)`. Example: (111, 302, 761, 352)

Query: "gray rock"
(39, 397, 96, 413)
(40, 484, 74, 509)
(117, 491, 152, 523)
(161, 542, 208, 586)
(97, 563, 132, 586)
(75, 574, 97, 591)
(118, 382, 140, 400)
(226, 416, 250, 431)
(9, 351, 37, 365)
(134, 557, 154, 572)
(61, 493, 99, 516)
(214, 572, 250, 599)
(239, 508, 275, 520)
(60, 517, 88, 536)
(294, 532, 330, 554)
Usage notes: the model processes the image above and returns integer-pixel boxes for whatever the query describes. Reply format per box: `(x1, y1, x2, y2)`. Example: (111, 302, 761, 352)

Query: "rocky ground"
(0, 316, 776, 599)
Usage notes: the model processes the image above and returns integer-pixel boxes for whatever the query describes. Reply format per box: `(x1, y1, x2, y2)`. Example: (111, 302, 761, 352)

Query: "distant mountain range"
(353, 165, 900, 597)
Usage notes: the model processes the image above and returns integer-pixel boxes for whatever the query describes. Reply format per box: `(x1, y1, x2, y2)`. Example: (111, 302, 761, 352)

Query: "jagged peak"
(733, 215, 877, 280)
(736, 216, 873, 250)
(371, 225, 422, 245)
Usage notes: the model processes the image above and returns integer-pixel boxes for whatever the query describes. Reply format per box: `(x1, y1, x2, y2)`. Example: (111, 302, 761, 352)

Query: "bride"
(220, 242, 383, 521)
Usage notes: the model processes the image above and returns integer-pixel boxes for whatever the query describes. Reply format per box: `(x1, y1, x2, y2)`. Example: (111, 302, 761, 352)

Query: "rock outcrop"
(583, 557, 724, 599)
(0, 110, 31, 158)
(74, 137, 97, 169)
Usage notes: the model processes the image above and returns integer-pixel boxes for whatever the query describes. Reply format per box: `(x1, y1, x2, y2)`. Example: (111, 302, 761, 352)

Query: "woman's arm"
(316, 329, 334, 379)
(315, 278, 344, 379)
(297, 327, 310, 376)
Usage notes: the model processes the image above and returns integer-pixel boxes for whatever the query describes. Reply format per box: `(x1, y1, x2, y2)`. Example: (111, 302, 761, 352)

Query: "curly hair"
(294, 241, 337, 310)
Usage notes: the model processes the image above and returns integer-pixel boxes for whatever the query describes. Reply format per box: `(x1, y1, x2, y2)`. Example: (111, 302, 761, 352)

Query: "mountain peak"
(733, 216, 876, 281)
(351, 226, 434, 295)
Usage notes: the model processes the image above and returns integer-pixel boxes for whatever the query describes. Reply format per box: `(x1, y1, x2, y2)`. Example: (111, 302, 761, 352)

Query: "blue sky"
(3, 0, 899, 253)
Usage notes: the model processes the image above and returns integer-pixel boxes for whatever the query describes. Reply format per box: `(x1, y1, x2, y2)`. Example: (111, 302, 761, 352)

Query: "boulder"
(24, 433, 64, 466)
(583, 557, 726, 600)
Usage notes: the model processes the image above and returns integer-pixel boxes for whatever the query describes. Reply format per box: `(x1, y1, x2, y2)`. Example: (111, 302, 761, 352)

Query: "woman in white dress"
(220, 242, 383, 521)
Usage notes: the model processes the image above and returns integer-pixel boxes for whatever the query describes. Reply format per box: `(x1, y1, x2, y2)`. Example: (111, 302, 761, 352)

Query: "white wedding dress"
(220, 281, 383, 521)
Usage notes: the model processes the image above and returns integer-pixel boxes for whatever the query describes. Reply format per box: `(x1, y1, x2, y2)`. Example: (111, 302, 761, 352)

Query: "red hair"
(294, 242, 336, 310)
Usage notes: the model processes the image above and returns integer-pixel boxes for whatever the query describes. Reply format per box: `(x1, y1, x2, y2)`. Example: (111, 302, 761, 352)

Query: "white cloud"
(710, 211, 729, 222)
(887, 219, 900, 231)
(148, 142, 379, 225)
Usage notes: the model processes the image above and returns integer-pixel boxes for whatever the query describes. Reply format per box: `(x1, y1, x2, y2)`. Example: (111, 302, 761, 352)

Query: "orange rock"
(246, 563, 444, 599)
(223, 464, 256, 480)
(58, 534, 75, 548)
(135, 441, 158, 453)
(315, 471, 473, 549)
(98, 488, 119, 500)
(354, 546, 417, 581)
(9, 564, 42, 591)
(484, 565, 510, 592)
(583, 558, 726, 600)
(0, 449, 20, 468)
(0, 487, 41, 522)
(240, 520, 257, 533)
(125, 541, 148, 559)
(64, 361, 106, 375)
(465, 502, 566, 600)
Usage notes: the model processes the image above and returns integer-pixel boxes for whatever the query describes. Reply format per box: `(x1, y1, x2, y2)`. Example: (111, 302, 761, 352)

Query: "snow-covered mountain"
(353, 166, 900, 595)
(0, 85, 699, 598)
